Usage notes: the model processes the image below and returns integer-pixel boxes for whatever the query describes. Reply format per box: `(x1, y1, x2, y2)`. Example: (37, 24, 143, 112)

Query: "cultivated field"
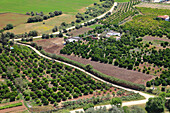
(0, 13, 30, 28)
(135, 3, 170, 9)
(0, 0, 98, 14)
(34, 37, 65, 53)
(34, 38, 154, 85)
(58, 54, 154, 85)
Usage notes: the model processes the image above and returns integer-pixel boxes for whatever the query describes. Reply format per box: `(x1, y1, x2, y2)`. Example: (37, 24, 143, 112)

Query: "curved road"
(15, 42, 156, 113)
(13, 2, 117, 41)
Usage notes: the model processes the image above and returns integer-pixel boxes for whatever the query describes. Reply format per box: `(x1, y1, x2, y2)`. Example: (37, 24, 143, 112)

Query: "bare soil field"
(69, 27, 93, 36)
(59, 55, 154, 85)
(34, 37, 64, 53)
(135, 3, 170, 9)
(0, 13, 30, 28)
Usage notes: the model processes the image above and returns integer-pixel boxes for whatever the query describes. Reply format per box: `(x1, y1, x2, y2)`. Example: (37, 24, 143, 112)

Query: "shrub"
(4, 24, 13, 30)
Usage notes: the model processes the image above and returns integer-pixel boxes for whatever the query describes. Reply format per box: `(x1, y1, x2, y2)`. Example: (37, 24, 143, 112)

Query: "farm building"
(106, 31, 121, 38)
(65, 36, 82, 43)
(157, 15, 169, 21)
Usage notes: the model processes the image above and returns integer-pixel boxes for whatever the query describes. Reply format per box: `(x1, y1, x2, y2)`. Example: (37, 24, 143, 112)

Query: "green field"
(0, 0, 98, 14)
(89, 24, 103, 29)
(114, 0, 130, 2)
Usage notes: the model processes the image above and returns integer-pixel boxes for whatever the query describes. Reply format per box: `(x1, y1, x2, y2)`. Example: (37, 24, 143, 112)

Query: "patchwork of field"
(5, 14, 75, 34)
(0, 13, 30, 28)
(34, 38, 154, 85)
(0, 0, 98, 34)
(135, 3, 170, 9)
(0, 0, 98, 14)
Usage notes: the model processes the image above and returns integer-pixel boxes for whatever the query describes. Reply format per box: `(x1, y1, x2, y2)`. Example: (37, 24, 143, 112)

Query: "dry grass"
(6, 14, 75, 34)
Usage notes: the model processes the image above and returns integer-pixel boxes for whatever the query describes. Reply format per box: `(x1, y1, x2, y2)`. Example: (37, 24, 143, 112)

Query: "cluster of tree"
(3, 24, 13, 30)
(28, 30, 38, 37)
(0, 83, 18, 102)
(74, 0, 113, 24)
(27, 11, 62, 23)
(60, 35, 139, 69)
(160, 41, 169, 48)
(55, 0, 114, 32)
(147, 70, 170, 87)
(0, 45, 114, 106)
(27, 16, 43, 23)
(121, 7, 170, 38)
(26, 11, 44, 16)
(101, 1, 139, 25)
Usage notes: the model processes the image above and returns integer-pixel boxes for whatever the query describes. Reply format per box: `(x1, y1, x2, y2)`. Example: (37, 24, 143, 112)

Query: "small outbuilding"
(157, 15, 169, 21)
(65, 36, 82, 43)
(106, 31, 121, 38)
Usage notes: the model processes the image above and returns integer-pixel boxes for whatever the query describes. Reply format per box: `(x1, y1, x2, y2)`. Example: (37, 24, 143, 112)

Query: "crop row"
(0, 102, 22, 110)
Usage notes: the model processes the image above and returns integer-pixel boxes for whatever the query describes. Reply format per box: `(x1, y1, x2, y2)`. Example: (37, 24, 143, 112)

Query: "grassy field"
(89, 24, 103, 29)
(114, 0, 130, 2)
(0, 0, 98, 14)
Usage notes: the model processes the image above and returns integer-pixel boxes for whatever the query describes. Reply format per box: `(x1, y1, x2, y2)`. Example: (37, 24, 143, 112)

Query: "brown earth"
(59, 54, 155, 85)
(0, 13, 30, 28)
(69, 27, 93, 36)
(34, 37, 64, 54)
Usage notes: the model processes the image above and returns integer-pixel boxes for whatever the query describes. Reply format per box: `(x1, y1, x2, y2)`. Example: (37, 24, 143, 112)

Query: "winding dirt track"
(15, 42, 156, 113)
